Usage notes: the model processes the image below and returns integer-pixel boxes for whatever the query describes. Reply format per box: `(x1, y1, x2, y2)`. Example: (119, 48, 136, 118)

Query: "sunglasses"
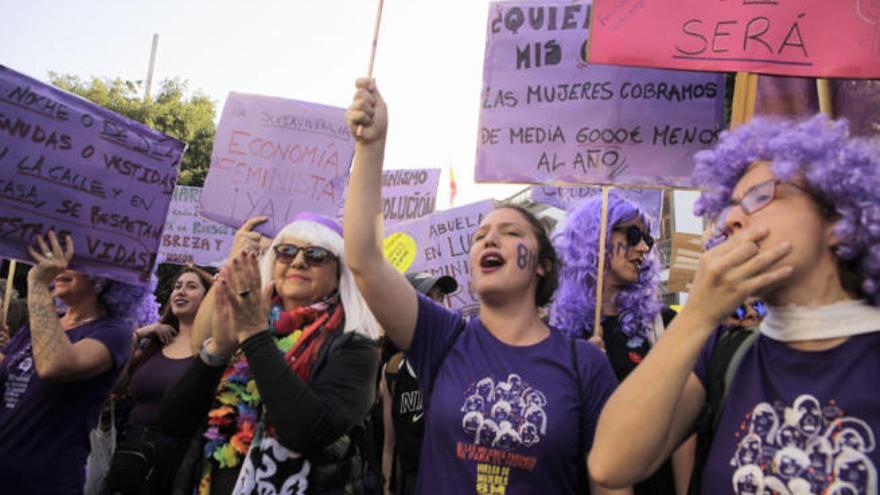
(273, 244, 336, 266)
(614, 225, 654, 250)
(731, 300, 767, 320)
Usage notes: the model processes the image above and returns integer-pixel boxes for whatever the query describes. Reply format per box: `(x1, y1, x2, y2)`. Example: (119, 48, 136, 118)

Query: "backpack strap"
(687, 327, 758, 495)
(570, 337, 589, 494)
(424, 322, 466, 406)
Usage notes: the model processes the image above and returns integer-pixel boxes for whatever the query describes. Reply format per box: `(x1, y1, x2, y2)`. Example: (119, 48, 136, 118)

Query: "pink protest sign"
(385, 200, 494, 315)
(200, 92, 353, 237)
(158, 186, 234, 267)
(0, 65, 186, 286)
(589, 0, 880, 79)
(476, 0, 725, 188)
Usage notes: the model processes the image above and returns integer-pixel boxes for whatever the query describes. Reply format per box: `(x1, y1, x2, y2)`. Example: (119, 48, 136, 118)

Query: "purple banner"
(530, 186, 663, 236)
(158, 186, 234, 267)
(476, 0, 725, 187)
(385, 200, 495, 315)
(200, 92, 353, 238)
(338, 168, 440, 224)
(0, 65, 186, 286)
(756, 76, 880, 139)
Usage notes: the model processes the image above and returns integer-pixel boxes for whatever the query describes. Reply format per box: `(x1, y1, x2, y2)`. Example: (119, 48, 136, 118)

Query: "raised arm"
(343, 78, 419, 351)
(25, 232, 115, 382)
(588, 225, 793, 487)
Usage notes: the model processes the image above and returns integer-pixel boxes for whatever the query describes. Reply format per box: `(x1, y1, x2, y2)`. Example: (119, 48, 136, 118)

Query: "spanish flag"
(449, 166, 457, 206)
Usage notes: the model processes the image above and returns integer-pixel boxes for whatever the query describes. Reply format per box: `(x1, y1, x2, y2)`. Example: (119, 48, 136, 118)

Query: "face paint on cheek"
(613, 241, 630, 258)
(516, 243, 538, 270)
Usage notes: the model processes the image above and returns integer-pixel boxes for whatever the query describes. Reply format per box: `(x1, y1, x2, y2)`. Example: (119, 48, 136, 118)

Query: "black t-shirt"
(384, 354, 423, 495)
(599, 306, 678, 495)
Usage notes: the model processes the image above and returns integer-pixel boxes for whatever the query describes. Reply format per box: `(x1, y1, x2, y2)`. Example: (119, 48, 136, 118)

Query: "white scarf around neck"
(759, 299, 880, 342)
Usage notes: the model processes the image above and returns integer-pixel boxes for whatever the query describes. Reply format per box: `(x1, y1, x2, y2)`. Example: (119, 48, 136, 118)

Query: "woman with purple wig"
(552, 192, 684, 494)
(589, 114, 880, 495)
(0, 231, 157, 493)
(344, 78, 626, 495)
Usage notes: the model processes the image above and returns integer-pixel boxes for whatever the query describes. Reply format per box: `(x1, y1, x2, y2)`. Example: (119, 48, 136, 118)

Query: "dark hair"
(115, 265, 214, 394)
(493, 203, 559, 307)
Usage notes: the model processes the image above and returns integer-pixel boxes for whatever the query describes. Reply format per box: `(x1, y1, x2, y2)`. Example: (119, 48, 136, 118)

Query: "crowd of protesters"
(0, 77, 878, 495)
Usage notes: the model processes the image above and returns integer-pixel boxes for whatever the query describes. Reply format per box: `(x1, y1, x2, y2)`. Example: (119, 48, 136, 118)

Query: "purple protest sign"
(0, 65, 185, 286)
(531, 186, 663, 236)
(385, 200, 495, 315)
(200, 92, 353, 237)
(755, 77, 880, 138)
(476, 0, 725, 187)
(158, 186, 234, 267)
(339, 168, 440, 223)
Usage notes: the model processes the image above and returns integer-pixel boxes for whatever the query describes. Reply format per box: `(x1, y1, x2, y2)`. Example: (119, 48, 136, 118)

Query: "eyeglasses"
(273, 244, 336, 266)
(717, 179, 814, 226)
(731, 300, 767, 320)
(614, 225, 654, 250)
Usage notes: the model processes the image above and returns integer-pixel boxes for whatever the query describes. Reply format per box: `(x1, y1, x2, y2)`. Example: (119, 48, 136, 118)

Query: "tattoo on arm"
(27, 281, 74, 376)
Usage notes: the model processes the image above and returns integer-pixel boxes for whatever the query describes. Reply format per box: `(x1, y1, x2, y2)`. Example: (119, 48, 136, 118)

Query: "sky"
(0, 0, 702, 232)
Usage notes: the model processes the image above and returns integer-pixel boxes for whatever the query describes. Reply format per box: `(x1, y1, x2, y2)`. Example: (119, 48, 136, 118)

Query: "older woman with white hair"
(160, 212, 381, 495)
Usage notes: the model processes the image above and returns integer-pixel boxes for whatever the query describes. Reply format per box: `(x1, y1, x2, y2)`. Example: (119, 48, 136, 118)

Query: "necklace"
(63, 313, 103, 328)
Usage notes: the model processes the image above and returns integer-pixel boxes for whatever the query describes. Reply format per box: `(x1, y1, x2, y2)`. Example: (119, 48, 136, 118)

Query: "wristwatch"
(199, 337, 231, 367)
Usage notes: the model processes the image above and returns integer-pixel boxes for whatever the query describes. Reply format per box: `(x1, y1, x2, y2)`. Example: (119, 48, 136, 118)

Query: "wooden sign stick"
(356, 0, 385, 137)
(730, 72, 759, 129)
(817, 78, 834, 117)
(2, 260, 16, 327)
(593, 186, 611, 342)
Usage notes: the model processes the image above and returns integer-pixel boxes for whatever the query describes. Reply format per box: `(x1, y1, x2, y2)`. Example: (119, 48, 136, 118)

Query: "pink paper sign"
(200, 92, 353, 238)
(589, 0, 880, 78)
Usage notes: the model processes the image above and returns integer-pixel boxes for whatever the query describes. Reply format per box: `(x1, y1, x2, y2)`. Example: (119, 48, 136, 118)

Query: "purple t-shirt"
(0, 317, 133, 494)
(407, 294, 618, 494)
(694, 330, 880, 495)
(128, 350, 193, 427)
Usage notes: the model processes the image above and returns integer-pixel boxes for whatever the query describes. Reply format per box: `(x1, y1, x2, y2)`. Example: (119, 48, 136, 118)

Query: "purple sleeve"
(82, 319, 135, 372)
(692, 327, 721, 389)
(405, 293, 466, 394)
(576, 339, 619, 452)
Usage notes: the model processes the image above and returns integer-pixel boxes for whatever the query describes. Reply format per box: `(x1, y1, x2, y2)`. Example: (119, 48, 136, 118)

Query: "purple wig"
(693, 114, 880, 305)
(92, 276, 160, 330)
(551, 192, 663, 346)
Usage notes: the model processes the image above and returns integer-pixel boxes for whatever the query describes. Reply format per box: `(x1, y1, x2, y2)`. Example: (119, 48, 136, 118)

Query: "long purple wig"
(693, 114, 880, 305)
(551, 192, 663, 346)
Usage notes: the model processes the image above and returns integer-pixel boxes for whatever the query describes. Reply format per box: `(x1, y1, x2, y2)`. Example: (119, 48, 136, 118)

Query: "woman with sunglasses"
(344, 78, 626, 494)
(589, 115, 880, 495)
(160, 213, 381, 494)
(553, 192, 690, 494)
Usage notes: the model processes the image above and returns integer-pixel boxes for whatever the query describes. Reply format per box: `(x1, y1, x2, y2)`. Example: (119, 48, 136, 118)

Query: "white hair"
(259, 220, 381, 340)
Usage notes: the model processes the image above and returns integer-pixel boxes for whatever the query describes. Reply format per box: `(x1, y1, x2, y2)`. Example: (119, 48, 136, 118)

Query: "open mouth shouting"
(479, 250, 506, 273)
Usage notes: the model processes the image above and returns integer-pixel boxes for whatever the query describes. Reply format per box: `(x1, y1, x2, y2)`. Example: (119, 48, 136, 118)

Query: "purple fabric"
(406, 294, 617, 494)
(0, 65, 185, 287)
(0, 317, 133, 493)
(693, 331, 880, 495)
(292, 211, 342, 236)
(476, 0, 725, 187)
(128, 351, 193, 427)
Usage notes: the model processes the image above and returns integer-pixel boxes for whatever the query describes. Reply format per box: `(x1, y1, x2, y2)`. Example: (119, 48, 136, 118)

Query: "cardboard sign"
(385, 200, 495, 314)
(200, 92, 353, 238)
(0, 65, 186, 285)
(589, 0, 880, 79)
(476, 0, 725, 187)
(530, 185, 663, 236)
(158, 186, 234, 267)
(667, 232, 703, 293)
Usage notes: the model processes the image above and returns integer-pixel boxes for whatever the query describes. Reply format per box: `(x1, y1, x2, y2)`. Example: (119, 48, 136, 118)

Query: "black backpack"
(687, 326, 759, 495)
